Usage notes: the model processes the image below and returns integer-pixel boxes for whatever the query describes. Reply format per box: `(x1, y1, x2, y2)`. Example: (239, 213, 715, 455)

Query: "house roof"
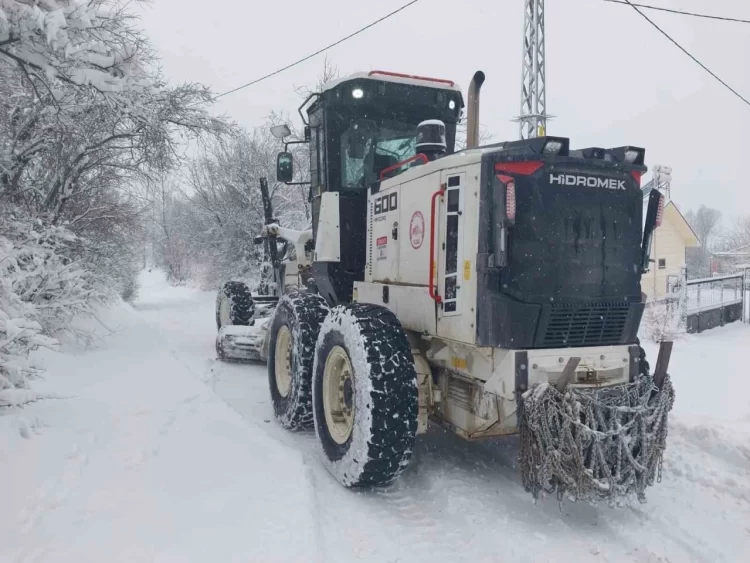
(664, 201, 701, 248)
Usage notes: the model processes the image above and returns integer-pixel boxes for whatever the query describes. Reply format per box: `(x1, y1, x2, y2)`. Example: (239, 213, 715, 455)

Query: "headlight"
(543, 140, 563, 155)
(625, 149, 640, 163)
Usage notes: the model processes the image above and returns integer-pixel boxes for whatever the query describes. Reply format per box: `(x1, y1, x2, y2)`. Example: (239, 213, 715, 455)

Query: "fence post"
(744, 267, 750, 324)
(680, 266, 688, 327)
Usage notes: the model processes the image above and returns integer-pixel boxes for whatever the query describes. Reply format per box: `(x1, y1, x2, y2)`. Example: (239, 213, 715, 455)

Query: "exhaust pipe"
(466, 70, 485, 149)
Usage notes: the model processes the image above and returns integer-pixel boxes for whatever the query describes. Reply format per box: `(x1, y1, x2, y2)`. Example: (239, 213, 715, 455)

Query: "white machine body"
(351, 150, 634, 439)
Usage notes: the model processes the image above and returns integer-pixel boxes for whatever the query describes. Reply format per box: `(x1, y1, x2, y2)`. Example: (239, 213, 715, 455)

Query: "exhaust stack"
(466, 71, 485, 149)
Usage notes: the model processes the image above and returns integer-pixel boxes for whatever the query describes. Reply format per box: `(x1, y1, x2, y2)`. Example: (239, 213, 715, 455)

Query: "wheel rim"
(219, 297, 232, 327)
(323, 345, 355, 445)
(275, 326, 293, 398)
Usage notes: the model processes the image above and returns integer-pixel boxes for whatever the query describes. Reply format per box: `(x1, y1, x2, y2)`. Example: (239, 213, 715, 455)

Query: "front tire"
(268, 291, 329, 429)
(312, 303, 418, 487)
(216, 281, 255, 330)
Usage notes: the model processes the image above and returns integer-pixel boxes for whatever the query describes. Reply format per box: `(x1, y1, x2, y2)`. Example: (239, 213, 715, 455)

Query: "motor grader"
(215, 69, 675, 504)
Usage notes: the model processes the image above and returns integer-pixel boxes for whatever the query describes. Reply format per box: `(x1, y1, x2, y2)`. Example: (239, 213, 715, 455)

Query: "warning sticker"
(376, 236, 387, 261)
(451, 356, 467, 370)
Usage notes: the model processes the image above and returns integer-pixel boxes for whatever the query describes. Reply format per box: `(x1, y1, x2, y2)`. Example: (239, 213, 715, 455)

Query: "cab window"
(340, 119, 417, 190)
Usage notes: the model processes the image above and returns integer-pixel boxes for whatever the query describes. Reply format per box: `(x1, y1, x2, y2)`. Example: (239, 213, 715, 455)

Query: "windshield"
(340, 119, 417, 190)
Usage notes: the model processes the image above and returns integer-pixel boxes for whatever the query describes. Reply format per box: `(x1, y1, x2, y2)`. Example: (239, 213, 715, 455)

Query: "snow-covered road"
(2, 270, 749, 562)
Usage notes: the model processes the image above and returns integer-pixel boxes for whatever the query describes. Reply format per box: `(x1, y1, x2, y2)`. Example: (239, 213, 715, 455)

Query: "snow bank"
(643, 323, 750, 426)
(0, 270, 320, 562)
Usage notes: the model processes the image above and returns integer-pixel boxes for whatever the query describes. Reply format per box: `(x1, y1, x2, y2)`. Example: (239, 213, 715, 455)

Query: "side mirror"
(277, 152, 293, 183)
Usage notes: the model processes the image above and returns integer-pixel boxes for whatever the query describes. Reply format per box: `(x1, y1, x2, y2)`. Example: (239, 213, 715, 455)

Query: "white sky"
(139, 0, 750, 220)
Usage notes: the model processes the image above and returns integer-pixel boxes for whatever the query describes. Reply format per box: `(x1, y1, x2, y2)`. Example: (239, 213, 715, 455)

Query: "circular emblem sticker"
(409, 211, 425, 249)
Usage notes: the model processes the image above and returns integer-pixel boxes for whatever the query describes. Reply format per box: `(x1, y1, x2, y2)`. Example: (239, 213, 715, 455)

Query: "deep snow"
(2, 270, 749, 562)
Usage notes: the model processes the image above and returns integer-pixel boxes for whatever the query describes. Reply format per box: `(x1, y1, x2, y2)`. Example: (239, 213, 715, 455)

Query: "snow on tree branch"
(0, 0, 149, 97)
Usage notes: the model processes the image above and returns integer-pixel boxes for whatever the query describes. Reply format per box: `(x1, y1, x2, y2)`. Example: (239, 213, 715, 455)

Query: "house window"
(658, 258, 666, 270)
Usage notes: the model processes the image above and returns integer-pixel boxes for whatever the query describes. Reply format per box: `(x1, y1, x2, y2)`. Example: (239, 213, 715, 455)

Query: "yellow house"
(642, 201, 701, 300)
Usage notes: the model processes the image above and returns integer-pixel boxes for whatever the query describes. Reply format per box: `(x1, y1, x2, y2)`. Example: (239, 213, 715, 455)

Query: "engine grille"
(542, 302, 630, 347)
(446, 377, 474, 412)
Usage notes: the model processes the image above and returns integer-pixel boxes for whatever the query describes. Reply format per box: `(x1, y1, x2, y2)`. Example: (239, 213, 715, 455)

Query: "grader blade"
(216, 317, 271, 363)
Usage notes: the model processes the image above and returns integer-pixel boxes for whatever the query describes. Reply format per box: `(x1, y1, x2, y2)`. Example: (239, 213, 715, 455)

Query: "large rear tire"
(312, 303, 418, 487)
(268, 291, 329, 429)
(216, 281, 255, 330)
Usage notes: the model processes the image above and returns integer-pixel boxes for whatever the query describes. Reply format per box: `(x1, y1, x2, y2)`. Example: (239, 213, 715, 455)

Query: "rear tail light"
(495, 161, 543, 176)
(655, 194, 664, 227)
(506, 181, 516, 221)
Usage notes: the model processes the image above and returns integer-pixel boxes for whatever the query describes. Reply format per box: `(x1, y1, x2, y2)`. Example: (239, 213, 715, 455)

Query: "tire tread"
(316, 303, 418, 487)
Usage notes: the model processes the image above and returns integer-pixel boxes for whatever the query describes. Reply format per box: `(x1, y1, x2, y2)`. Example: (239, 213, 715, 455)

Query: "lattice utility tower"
(517, 0, 549, 139)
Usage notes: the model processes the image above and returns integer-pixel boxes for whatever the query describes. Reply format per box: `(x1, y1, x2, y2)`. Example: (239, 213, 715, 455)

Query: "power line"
(214, 0, 422, 100)
(604, 1, 750, 24)
(618, 0, 750, 108)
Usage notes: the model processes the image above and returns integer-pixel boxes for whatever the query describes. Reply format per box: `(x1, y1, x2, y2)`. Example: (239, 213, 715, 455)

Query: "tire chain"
(518, 373, 675, 505)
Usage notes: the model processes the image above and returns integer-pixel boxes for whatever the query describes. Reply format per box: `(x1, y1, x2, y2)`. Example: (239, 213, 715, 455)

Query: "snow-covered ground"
(2, 270, 749, 563)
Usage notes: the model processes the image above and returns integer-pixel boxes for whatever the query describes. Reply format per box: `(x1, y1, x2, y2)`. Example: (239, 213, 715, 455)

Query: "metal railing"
(685, 273, 744, 314)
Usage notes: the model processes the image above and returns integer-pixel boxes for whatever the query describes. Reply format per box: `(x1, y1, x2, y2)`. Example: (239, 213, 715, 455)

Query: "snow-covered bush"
(640, 296, 686, 343)
(64, 190, 144, 302)
(0, 205, 144, 398)
(0, 209, 108, 338)
(0, 281, 58, 396)
(0, 213, 69, 394)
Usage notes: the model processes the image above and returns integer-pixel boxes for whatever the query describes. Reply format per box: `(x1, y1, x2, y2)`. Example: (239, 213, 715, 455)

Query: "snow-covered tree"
(0, 0, 148, 98)
(0, 205, 99, 397)
(1, 0, 229, 293)
(0, 0, 231, 395)
(721, 215, 750, 252)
